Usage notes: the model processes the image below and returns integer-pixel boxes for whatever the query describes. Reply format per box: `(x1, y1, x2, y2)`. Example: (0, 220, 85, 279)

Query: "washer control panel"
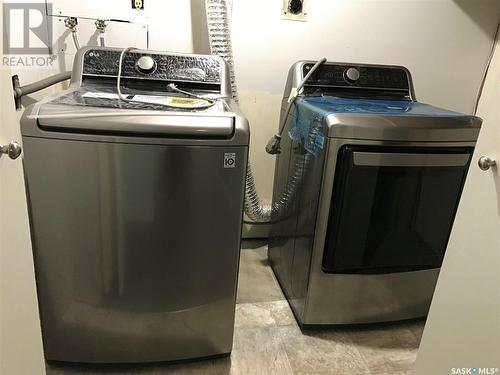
(82, 49, 222, 84)
(302, 62, 410, 92)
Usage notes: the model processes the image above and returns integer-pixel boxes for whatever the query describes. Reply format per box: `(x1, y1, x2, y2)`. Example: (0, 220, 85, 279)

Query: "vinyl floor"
(46, 240, 425, 375)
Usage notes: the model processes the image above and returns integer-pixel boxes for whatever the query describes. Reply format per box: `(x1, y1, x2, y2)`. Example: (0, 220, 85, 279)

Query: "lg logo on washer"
(224, 153, 236, 168)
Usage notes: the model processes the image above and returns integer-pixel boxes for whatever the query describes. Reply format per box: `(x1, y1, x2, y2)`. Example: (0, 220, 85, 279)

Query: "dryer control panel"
(300, 61, 415, 100)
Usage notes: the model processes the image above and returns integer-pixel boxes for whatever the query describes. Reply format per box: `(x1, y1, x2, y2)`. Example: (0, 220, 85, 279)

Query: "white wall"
(414, 34, 500, 375)
(14, 0, 194, 105)
(230, 0, 500, 204)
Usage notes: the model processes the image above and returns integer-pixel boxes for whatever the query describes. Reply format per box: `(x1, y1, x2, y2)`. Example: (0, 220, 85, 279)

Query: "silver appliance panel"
(21, 100, 249, 147)
(23, 137, 248, 362)
(325, 113, 481, 142)
(37, 107, 235, 137)
(352, 151, 470, 167)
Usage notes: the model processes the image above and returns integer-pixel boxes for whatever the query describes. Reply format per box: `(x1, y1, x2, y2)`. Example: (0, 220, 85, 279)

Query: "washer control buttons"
(136, 55, 157, 74)
(344, 67, 360, 83)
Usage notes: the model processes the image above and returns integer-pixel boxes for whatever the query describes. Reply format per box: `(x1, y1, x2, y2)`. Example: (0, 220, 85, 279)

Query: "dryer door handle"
(352, 152, 470, 167)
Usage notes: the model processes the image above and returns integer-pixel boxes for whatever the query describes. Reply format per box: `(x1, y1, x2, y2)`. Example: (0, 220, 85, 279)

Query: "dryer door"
(322, 145, 473, 274)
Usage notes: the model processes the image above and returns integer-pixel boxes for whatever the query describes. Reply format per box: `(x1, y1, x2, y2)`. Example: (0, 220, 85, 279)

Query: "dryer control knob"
(136, 55, 156, 74)
(344, 67, 360, 83)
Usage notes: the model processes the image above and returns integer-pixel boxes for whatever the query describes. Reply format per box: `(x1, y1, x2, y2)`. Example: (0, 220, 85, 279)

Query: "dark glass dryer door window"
(322, 145, 473, 274)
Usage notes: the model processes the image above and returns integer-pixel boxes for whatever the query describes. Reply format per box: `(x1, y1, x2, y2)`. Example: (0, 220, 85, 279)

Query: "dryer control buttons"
(344, 67, 360, 83)
(136, 55, 157, 74)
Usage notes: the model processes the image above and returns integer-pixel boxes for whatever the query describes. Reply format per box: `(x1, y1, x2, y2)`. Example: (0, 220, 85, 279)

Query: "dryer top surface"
(296, 96, 478, 119)
(288, 96, 482, 144)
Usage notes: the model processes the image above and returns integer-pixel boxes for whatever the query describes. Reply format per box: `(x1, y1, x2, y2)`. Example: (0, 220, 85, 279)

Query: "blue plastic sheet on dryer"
(288, 98, 328, 158)
(288, 96, 477, 157)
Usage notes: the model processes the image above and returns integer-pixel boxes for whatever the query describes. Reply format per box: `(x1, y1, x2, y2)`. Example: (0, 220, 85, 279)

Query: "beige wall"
(228, 0, 500, 205)
(413, 34, 500, 375)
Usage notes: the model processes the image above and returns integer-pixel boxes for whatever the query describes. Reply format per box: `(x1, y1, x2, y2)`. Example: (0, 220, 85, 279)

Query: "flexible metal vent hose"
(205, 0, 320, 223)
(205, 0, 239, 103)
(205, 0, 270, 222)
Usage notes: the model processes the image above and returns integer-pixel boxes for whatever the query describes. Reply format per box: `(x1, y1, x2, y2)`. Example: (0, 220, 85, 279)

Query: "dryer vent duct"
(205, 0, 314, 224)
(205, 0, 271, 222)
(205, 0, 239, 103)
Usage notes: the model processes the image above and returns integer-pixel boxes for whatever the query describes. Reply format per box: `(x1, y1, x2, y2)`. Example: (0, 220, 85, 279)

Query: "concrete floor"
(46, 240, 425, 375)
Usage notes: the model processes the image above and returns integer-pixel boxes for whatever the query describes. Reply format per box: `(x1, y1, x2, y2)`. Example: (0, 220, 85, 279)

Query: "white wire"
(276, 57, 327, 137)
(166, 83, 228, 104)
(296, 57, 327, 95)
(116, 47, 137, 102)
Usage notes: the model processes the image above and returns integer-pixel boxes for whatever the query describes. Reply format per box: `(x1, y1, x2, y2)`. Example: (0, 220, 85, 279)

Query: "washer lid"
(29, 94, 235, 138)
(294, 97, 482, 142)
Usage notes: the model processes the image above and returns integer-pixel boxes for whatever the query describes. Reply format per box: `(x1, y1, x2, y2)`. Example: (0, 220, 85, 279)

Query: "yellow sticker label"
(165, 97, 212, 108)
(130, 94, 214, 109)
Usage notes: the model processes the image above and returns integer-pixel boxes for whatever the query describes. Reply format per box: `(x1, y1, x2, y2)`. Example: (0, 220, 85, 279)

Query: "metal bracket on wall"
(11, 72, 72, 111)
(12, 75, 21, 110)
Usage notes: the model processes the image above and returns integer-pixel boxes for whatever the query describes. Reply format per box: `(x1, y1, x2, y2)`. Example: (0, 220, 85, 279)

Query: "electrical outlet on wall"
(282, 0, 307, 21)
(132, 0, 144, 10)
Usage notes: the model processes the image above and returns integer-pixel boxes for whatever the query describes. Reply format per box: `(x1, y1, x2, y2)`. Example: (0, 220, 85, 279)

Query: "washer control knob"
(344, 67, 360, 83)
(136, 55, 156, 74)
